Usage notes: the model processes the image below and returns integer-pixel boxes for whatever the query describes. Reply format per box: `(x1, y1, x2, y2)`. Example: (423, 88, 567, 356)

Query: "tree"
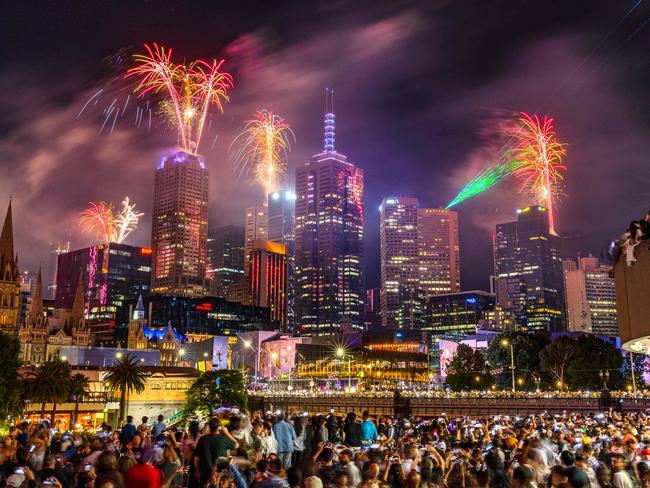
(23, 359, 71, 422)
(445, 344, 491, 391)
(622, 352, 647, 391)
(0, 333, 24, 420)
(182, 370, 248, 421)
(69, 373, 90, 426)
(486, 332, 550, 390)
(539, 336, 578, 388)
(104, 354, 148, 424)
(566, 335, 624, 390)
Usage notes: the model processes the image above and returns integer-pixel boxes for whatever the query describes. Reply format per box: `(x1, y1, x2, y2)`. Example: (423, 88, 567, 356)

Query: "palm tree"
(69, 373, 90, 426)
(23, 359, 71, 423)
(103, 354, 148, 424)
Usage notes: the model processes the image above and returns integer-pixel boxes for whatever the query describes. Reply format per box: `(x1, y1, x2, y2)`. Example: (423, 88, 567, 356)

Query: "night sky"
(2, 0, 649, 292)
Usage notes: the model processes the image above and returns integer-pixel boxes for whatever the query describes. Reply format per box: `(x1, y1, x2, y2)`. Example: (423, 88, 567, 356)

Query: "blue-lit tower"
(294, 90, 365, 334)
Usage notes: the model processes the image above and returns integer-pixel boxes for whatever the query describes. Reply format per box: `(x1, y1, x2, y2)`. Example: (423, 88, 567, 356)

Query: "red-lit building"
(251, 239, 288, 330)
(55, 243, 152, 340)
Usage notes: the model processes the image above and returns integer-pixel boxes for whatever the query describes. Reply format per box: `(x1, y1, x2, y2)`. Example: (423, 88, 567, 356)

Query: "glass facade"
(495, 206, 565, 332)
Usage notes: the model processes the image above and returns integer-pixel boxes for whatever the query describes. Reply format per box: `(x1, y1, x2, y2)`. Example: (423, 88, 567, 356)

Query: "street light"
(599, 370, 610, 390)
(501, 339, 515, 393)
(242, 339, 258, 379)
(115, 352, 123, 359)
(336, 347, 352, 391)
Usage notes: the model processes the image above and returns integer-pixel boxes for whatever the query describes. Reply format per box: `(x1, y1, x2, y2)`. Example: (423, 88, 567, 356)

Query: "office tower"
(495, 206, 565, 332)
(379, 197, 420, 327)
(47, 241, 70, 300)
(55, 243, 152, 340)
(295, 92, 364, 333)
(244, 205, 268, 274)
(564, 255, 617, 336)
(207, 225, 245, 298)
(0, 201, 19, 333)
(418, 208, 460, 296)
(364, 288, 381, 328)
(250, 239, 288, 329)
(268, 190, 296, 329)
(151, 151, 209, 297)
(426, 290, 496, 334)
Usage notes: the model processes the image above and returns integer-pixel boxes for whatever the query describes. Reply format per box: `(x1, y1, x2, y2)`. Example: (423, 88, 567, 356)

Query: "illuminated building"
(0, 201, 20, 333)
(207, 225, 245, 298)
(564, 255, 617, 335)
(379, 198, 460, 328)
(380, 197, 419, 327)
(268, 190, 296, 329)
(295, 93, 364, 334)
(151, 151, 209, 297)
(494, 206, 565, 332)
(244, 205, 268, 275)
(20, 269, 90, 364)
(55, 243, 152, 340)
(425, 290, 496, 334)
(418, 208, 460, 296)
(251, 239, 288, 330)
(116, 294, 274, 337)
(47, 241, 70, 300)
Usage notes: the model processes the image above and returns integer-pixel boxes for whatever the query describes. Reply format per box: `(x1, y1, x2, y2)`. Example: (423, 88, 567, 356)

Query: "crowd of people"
(612, 210, 650, 267)
(3, 408, 650, 488)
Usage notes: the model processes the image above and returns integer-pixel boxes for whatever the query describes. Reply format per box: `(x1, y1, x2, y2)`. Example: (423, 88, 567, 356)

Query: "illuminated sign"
(196, 302, 212, 311)
(140, 247, 153, 255)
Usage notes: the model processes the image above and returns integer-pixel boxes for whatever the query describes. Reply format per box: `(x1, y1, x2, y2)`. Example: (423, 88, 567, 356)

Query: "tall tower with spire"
(19, 268, 48, 364)
(0, 201, 20, 333)
(294, 89, 365, 334)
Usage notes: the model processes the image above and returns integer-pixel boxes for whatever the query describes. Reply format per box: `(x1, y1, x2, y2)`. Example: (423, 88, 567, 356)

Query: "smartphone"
(29, 444, 36, 453)
(84, 463, 92, 472)
(43, 478, 56, 485)
(14, 468, 24, 475)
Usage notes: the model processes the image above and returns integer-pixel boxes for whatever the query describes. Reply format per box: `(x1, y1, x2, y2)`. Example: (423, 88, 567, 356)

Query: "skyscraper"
(564, 255, 617, 336)
(379, 197, 419, 327)
(55, 243, 152, 340)
(151, 151, 209, 297)
(250, 239, 288, 329)
(244, 205, 268, 274)
(207, 225, 245, 298)
(418, 208, 460, 296)
(0, 201, 20, 333)
(495, 206, 565, 332)
(268, 190, 296, 329)
(295, 91, 364, 333)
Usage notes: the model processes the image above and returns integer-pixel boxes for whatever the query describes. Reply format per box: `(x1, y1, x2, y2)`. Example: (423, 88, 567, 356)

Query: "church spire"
(71, 275, 85, 319)
(28, 266, 43, 322)
(0, 200, 15, 268)
(133, 294, 145, 320)
(323, 88, 335, 152)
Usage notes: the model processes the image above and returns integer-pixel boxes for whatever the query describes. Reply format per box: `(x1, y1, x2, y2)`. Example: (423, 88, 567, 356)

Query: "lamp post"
(336, 347, 351, 391)
(599, 370, 610, 390)
(629, 351, 638, 395)
(501, 339, 515, 393)
(178, 348, 185, 366)
(243, 339, 258, 380)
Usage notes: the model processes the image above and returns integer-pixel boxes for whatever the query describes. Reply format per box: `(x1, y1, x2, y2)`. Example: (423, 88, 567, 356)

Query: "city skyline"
(2, 1, 649, 293)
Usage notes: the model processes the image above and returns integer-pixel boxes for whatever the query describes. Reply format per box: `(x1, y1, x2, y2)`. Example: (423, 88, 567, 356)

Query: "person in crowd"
(193, 417, 238, 487)
(151, 415, 167, 439)
(273, 413, 297, 471)
(120, 416, 137, 445)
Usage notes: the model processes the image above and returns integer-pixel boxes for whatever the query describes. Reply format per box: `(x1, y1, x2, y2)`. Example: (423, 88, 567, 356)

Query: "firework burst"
(127, 43, 233, 154)
(80, 197, 144, 244)
(233, 110, 295, 194)
(511, 113, 567, 235)
(80, 201, 115, 244)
